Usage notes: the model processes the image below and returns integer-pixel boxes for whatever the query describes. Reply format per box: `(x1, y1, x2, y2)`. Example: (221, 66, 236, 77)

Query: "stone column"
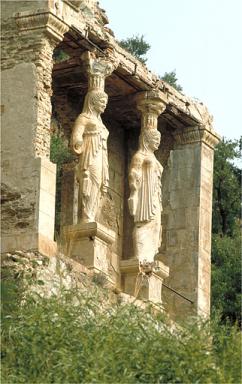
(120, 90, 170, 306)
(163, 125, 220, 318)
(1, 9, 69, 256)
(63, 49, 120, 284)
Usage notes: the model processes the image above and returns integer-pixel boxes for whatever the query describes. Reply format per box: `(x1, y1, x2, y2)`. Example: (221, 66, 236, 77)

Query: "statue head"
(139, 129, 161, 152)
(82, 90, 108, 116)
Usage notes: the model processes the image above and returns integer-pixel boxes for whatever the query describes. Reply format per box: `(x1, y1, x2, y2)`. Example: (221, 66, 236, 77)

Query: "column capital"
(136, 90, 167, 130)
(174, 126, 221, 149)
(81, 49, 119, 92)
(15, 10, 69, 44)
(136, 89, 167, 116)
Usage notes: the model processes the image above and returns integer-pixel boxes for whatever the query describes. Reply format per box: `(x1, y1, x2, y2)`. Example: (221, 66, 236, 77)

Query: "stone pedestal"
(63, 222, 116, 282)
(120, 259, 169, 305)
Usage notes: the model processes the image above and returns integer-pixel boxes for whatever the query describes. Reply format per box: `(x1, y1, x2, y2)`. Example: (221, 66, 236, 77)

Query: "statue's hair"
(82, 90, 108, 116)
(139, 129, 161, 151)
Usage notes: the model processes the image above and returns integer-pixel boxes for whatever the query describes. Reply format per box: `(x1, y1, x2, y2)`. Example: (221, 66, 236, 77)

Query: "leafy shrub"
(211, 229, 241, 325)
(50, 134, 75, 235)
(1, 288, 241, 384)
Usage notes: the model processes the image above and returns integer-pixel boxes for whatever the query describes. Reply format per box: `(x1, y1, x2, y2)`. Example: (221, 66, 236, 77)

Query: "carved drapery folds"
(71, 49, 119, 223)
(128, 91, 166, 267)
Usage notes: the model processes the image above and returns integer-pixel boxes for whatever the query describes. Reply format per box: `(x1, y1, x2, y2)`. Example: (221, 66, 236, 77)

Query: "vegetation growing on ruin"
(50, 133, 75, 234)
(119, 34, 151, 64)
(120, 35, 183, 91)
(1, 287, 241, 384)
(160, 70, 183, 91)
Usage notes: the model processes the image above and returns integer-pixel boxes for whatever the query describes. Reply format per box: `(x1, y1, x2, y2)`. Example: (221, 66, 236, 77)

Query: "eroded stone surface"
(1, 0, 220, 320)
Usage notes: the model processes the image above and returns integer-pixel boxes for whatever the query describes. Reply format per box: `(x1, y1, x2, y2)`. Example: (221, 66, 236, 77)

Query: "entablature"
(12, 1, 216, 134)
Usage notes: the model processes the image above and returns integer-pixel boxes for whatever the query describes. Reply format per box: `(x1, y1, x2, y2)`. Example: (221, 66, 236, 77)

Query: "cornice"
(15, 11, 69, 43)
(174, 126, 221, 149)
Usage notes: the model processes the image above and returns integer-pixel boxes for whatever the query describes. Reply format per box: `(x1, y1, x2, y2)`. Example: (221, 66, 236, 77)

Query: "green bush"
(50, 134, 75, 235)
(1, 288, 241, 384)
(211, 229, 241, 325)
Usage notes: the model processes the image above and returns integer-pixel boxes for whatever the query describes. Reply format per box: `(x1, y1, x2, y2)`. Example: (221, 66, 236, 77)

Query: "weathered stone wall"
(1, 3, 61, 157)
(1, 1, 69, 255)
(2, 250, 90, 297)
(161, 134, 215, 319)
(1, 63, 38, 237)
(1, 61, 56, 254)
(1, 0, 219, 319)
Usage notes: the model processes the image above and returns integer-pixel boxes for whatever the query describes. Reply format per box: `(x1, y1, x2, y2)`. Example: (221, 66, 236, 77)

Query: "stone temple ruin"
(1, 0, 220, 321)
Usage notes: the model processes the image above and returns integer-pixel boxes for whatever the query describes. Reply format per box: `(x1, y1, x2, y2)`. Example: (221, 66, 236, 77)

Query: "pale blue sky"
(100, 0, 242, 140)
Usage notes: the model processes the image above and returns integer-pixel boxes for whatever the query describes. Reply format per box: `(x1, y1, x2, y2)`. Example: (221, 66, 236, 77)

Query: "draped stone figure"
(70, 49, 119, 223)
(71, 89, 109, 223)
(128, 129, 163, 263)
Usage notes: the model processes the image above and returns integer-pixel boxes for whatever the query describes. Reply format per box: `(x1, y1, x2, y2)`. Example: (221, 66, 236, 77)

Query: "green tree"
(161, 70, 183, 91)
(119, 34, 151, 63)
(119, 36, 183, 91)
(211, 231, 241, 325)
(211, 138, 241, 325)
(50, 133, 75, 235)
(212, 138, 241, 236)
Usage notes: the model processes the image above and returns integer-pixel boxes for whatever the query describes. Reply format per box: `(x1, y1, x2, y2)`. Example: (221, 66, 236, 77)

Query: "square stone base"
(120, 258, 169, 305)
(63, 222, 116, 281)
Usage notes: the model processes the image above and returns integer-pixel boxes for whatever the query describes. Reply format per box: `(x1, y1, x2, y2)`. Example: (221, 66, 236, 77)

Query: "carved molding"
(81, 49, 119, 92)
(15, 11, 69, 43)
(136, 90, 167, 130)
(65, 0, 84, 9)
(174, 126, 220, 149)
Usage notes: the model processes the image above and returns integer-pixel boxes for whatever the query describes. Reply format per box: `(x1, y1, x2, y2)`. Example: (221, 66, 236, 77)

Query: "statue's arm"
(128, 154, 142, 216)
(71, 115, 86, 154)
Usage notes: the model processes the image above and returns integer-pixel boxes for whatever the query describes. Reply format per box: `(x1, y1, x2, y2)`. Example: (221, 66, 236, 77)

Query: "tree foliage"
(211, 138, 241, 325)
(119, 34, 151, 63)
(211, 231, 241, 325)
(161, 70, 183, 92)
(212, 138, 241, 236)
(50, 133, 75, 235)
(1, 288, 241, 384)
(53, 48, 70, 63)
(119, 36, 183, 91)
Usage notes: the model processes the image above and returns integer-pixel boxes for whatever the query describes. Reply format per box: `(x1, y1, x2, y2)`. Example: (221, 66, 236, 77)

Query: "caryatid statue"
(128, 92, 166, 265)
(71, 50, 119, 223)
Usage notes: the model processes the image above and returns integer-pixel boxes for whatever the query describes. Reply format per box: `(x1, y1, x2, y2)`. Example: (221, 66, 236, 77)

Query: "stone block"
(63, 222, 117, 283)
(169, 188, 200, 209)
(38, 211, 55, 239)
(1, 63, 37, 162)
(120, 258, 169, 305)
(39, 189, 56, 218)
(200, 207, 212, 233)
(166, 208, 186, 229)
(40, 158, 57, 197)
(197, 287, 210, 317)
(200, 229, 211, 254)
(201, 145, 214, 171)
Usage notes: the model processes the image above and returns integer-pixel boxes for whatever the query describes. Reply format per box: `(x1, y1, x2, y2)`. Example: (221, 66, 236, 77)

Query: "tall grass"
(1, 286, 241, 384)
